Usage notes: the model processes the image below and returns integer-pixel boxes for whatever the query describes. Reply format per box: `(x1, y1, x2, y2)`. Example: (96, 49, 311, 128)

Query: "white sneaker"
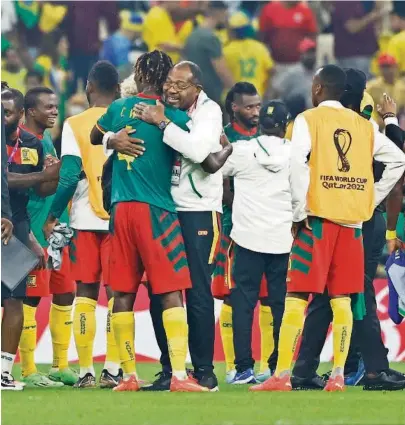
(255, 369, 272, 383)
(225, 370, 236, 384)
(1, 373, 24, 391)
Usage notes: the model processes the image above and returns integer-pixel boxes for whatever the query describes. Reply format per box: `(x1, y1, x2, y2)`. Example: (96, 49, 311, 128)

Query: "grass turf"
(2, 362, 405, 425)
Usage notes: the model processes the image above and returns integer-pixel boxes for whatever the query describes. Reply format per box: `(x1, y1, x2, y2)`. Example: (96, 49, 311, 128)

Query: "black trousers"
(229, 243, 289, 373)
(1, 220, 30, 302)
(293, 209, 389, 378)
(149, 211, 218, 374)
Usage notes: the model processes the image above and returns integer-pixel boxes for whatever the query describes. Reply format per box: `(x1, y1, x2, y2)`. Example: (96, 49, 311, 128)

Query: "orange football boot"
(249, 374, 292, 392)
(170, 376, 209, 392)
(324, 375, 345, 392)
(113, 375, 140, 392)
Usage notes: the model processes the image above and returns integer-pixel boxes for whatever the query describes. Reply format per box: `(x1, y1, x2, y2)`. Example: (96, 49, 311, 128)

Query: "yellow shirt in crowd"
(1, 65, 27, 94)
(367, 76, 405, 126)
(224, 39, 274, 97)
(142, 6, 182, 63)
(388, 31, 405, 75)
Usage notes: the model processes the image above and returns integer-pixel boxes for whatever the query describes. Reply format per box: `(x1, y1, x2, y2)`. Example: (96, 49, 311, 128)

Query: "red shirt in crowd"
(259, 1, 317, 64)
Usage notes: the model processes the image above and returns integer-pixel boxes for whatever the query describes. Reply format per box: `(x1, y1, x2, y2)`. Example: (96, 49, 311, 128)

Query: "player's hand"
(377, 93, 397, 118)
(134, 100, 166, 126)
(42, 162, 60, 182)
(1, 218, 13, 245)
(44, 155, 59, 169)
(108, 128, 145, 157)
(291, 218, 312, 239)
(30, 235, 46, 270)
(43, 217, 58, 242)
(220, 132, 231, 148)
(387, 238, 403, 255)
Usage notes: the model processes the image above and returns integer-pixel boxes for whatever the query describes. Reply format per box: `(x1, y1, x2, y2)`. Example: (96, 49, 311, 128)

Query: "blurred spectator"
(276, 38, 317, 109)
(24, 70, 44, 92)
(64, 1, 119, 93)
(387, 6, 405, 76)
(183, 1, 234, 104)
(120, 73, 138, 98)
(224, 11, 274, 98)
(1, 48, 27, 94)
(332, 1, 385, 78)
(259, 1, 317, 85)
(367, 54, 405, 128)
(142, 1, 205, 64)
(65, 93, 88, 119)
(101, 10, 147, 80)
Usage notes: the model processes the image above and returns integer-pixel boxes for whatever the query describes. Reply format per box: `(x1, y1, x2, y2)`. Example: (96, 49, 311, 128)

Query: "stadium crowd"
(1, 0, 405, 395)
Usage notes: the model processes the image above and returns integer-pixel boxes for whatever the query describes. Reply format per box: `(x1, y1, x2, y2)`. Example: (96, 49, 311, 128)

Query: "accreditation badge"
(171, 154, 182, 186)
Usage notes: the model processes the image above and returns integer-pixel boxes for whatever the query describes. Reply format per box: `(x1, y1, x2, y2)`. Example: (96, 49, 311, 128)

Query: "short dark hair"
(1, 81, 9, 91)
(340, 68, 367, 112)
(24, 87, 55, 112)
(24, 70, 44, 84)
(225, 82, 258, 120)
(88, 60, 119, 95)
(317, 65, 346, 100)
(175, 61, 203, 86)
(134, 50, 173, 95)
(2, 88, 24, 111)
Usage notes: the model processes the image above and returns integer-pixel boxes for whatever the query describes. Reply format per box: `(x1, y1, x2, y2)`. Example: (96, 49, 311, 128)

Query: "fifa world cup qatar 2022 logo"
(333, 129, 352, 173)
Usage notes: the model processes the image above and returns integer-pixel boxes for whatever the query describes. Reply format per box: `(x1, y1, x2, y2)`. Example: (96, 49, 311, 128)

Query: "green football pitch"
(2, 362, 405, 425)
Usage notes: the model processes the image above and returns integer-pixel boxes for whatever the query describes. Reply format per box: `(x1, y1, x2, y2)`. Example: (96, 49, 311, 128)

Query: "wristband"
(384, 116, 399, 127)
(382, 112, 396, 120)
(386, 230, 397, 240)
(102, 131, 114, 157)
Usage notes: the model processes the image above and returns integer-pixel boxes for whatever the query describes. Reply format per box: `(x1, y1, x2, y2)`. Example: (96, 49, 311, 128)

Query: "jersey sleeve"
(262, 45, 274, 72)
(96, 103, 117, 133)
(34, 139, 44, 172)
(165, 108, 191, 132)
(61, 121, 82, 158)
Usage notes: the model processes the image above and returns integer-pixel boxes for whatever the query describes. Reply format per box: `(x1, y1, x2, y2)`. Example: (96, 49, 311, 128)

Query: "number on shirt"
(239, 58, 257, 78)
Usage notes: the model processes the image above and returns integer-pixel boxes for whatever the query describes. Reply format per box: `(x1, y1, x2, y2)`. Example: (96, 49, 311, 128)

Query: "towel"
(385, 250, 405, 325)
(47, 223, 73, 270)
(351, 292, 367, 320)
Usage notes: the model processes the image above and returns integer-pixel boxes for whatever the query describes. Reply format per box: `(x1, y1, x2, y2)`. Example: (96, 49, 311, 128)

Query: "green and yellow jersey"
(222, 122, 259, 235)
(97, 94, 190, 213)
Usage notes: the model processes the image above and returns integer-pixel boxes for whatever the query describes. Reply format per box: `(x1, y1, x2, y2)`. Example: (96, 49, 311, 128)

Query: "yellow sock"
(259, 305, 274, 374)
(73, 297, 96, 373)
(112, 312, 136, 376)
(330, 297, 353, 377)
(104, 298, 120, 374)
(275, 297, 307, 377)
(19, 304, 38, 377)
(163, 307, 188, 379)
(219, 304, 235, 372)
(50, 303, 73, 370)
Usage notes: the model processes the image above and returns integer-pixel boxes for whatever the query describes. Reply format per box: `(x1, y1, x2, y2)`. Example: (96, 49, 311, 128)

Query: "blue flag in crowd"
(385, 250, 405, 325)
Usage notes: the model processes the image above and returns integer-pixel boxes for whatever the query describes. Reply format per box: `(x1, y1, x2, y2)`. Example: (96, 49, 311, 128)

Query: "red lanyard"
(7, 128, 21, 166)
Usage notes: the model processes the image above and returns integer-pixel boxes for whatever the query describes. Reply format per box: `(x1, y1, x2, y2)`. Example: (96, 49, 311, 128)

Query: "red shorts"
(70, 230, 111, 284)
(109, 202, 192, 295)
(212, 238, 268, 300)
(27, 247, 75, 297)
(288, 218, 364, 296)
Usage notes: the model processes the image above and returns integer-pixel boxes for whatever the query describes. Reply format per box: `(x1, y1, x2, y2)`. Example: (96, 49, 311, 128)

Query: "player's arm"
(43, 122, 83, 239)
(200, 132, 233, 173)
(289, 115, 311, 223)
(223, 178, 233, 208)
(372, 129, 405, 207)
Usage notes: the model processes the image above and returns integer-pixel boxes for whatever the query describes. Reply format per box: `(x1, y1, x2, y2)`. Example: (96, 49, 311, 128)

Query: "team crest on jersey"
(267, 106, 274, 115)
(27, 275, 37, 288)
(21, 147, 39, 165)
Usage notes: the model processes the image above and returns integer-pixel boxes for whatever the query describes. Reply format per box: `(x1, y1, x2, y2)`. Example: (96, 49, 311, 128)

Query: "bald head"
(173, 61, 203, 87)
(311, 65, 346, 107)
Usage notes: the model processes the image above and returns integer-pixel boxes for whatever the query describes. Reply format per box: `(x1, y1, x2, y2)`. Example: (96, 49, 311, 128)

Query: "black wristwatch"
(158, 119, 171, 131)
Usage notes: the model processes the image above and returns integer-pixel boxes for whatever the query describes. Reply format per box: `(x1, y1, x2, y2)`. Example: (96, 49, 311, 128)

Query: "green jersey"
(27, 130, 69, 248)
(222, 123, 259, 234)
(97, 95, 190, 213)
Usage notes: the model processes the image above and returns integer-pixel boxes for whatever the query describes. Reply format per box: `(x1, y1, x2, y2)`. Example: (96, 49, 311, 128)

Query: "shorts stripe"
(167, 243, 186, 263)
(208, 211, 220, 265)
(299, 231, 314, 248)
(160, 224, 182, 248)
(291, 258, 310, 274)
(174, 256, 188, 272)
(291, 245, 313, 263)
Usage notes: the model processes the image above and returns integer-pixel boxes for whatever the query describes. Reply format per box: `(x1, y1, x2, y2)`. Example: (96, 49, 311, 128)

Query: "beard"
(236, 113, 258, 130)
(5, 121, 19, 139)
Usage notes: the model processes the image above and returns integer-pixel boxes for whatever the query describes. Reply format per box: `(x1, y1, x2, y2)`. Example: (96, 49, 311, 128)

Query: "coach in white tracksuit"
(223, 101, 293, 378)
